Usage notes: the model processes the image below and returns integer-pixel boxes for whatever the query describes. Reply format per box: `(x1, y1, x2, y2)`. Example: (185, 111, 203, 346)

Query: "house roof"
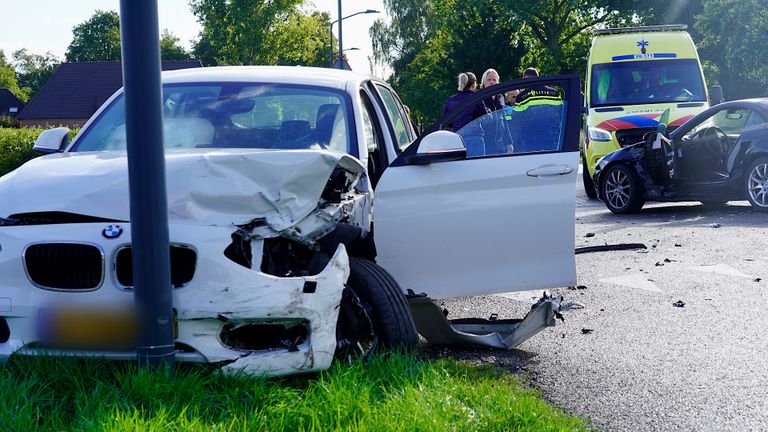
(17, 60, 202, 120)
(0, 88, 25, 114)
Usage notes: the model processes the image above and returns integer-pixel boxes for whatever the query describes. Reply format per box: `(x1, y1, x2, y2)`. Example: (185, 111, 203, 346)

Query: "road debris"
(673, 300, 686, 308)
(585, 232, 596, 238)
(754, 278, 762, 283)
(675, 243, 682, 247)
(575, 243, 647, 254)
(560, 302, 585, 311)
(567, 285, 588, 290)
(703, 223, 721, 228)
(581, 328, 594, 334)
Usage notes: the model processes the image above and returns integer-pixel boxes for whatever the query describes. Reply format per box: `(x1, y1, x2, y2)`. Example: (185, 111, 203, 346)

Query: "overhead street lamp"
(333, 47, 360, 57)
(329, 4, 380, 69)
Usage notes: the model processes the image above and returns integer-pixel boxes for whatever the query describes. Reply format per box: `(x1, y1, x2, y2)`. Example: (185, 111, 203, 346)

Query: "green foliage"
(12, 49, 60, 99)
(695, 0, 768, 99)
(160, 30, 193, 61)
(0, 127, 43, 176)
(190, 0, 331, 67)
(66, 10, 122, 62)
(65, 11, 190, 62)
(0, 353, 589, 431)
(372, 0, 527, 125)
(0, 50, 29, 102)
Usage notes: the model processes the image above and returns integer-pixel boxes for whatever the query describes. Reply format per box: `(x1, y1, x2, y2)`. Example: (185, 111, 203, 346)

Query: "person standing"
(442, 72, 489, 157)
(480, 68, 504, 111)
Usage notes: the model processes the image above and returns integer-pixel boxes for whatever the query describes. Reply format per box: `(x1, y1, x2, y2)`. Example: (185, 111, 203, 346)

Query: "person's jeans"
(462, 134, 485, 158)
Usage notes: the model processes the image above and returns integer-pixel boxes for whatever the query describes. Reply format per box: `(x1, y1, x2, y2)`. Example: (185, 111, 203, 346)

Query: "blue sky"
(0, 0, 386, 75)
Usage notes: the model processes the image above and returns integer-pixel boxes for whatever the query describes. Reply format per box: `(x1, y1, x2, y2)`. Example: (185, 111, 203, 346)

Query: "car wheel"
(745, 156, 768, 212)
(335, 257, 419, 362)
(582, 156, 597, 199)
(601, 164, 644, 214)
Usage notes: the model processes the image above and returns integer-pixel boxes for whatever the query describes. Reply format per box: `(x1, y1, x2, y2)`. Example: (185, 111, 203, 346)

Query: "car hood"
(0, 149, 364, 230)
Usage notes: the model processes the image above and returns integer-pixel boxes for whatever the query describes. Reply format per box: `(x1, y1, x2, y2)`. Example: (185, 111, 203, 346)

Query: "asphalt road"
(439, 170, 768, 431)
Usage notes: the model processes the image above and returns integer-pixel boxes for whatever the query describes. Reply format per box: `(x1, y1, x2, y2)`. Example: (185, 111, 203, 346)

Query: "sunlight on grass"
(0, 353, 589, 431)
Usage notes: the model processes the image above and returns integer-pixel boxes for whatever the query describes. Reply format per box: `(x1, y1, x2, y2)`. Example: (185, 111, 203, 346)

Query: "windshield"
(590, 59, 706, 107)
(72, 83, 353, 153)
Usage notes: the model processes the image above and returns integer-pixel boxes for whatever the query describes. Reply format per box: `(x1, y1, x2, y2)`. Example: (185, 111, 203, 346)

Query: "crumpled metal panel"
(407, 293, 563, 349)
(0, 149, 364, 230)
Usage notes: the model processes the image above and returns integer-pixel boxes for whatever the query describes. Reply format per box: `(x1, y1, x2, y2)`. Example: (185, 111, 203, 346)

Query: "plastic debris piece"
(673, 300, 686, 308)
(704, 223, 721, 228)
(754, 278, 762, 283)
(585, 232, 596, 238)
(675, 243, 682, 247)
(575, 243, 647, 254)
(581, 328, 594, 334)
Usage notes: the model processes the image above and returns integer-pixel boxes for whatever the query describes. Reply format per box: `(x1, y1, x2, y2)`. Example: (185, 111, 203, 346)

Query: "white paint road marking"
(690, 264, 751, 279)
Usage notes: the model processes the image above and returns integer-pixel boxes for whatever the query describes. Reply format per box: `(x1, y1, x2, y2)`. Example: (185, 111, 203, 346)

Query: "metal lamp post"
(119, 0, 175, 371)
(329, 6, 380, 68)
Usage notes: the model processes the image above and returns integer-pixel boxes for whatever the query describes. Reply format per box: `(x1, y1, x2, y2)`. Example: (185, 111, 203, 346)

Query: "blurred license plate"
(37, 308, 176, 350)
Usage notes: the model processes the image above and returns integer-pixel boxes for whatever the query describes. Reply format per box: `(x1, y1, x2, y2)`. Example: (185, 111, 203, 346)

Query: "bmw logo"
(102, 225, 123, 239)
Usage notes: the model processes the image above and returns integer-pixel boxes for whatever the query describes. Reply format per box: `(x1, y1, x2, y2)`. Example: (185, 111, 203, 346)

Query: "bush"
(0, 127, 42, 177)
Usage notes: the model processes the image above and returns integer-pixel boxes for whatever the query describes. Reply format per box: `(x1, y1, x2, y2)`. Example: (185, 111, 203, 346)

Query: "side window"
(452, 83, 566, 157)
(374, 84, 413, 152)
(360, 91, 388, 187)
(685, 108, 753, 139)
(744, 111, 767, 131)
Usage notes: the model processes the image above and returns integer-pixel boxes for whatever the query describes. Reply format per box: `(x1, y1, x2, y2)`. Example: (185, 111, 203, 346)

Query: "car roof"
(161, 66, 375, 90)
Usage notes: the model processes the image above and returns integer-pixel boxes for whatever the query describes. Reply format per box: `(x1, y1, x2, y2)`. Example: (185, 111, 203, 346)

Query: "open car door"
(373, 75, 581, 347)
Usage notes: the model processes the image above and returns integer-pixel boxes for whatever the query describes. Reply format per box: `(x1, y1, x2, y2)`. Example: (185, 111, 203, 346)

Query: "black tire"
(582, 156, 597, 199)
(601, 164, 645, 214)
(744, 156, 768, 212)
(335, 257, 419, 361)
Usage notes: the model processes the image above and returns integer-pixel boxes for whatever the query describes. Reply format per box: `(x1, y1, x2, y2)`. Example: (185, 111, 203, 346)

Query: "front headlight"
(588, 127, 612, 142)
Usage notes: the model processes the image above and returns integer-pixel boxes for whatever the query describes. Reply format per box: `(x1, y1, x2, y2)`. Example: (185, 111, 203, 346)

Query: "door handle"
(526, 164, 574, 177)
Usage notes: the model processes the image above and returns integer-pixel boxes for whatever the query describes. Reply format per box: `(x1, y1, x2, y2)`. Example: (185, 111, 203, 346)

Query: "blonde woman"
(442, 72, 489, 156)
(442, 72, 488, 132)
(481, 68, 504, 111)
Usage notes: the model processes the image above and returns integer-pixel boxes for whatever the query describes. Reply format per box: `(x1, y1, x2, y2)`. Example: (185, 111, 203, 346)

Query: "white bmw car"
(0, 66, 581, 376)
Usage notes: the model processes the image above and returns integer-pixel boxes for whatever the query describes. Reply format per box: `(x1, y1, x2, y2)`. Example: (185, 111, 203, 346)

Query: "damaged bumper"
(0, 222, 350, 377)
(407, 293, 563, 349)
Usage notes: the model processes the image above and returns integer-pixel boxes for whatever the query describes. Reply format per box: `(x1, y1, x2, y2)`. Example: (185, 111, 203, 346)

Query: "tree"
(160, 30, 192, 60)
(0, 50, 29, 102)
(371, 0, 526, 124)
(66, 10, 122, 62)
(695, 0, 768, 99)
(12, 49, 60, 99)
(190, 0, 330, 67)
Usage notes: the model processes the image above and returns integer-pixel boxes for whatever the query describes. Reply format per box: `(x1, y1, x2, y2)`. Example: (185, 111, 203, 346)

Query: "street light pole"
(328, 7, 380, 68)
(119, 0, 175, 371)
(337, 0, 343, 69)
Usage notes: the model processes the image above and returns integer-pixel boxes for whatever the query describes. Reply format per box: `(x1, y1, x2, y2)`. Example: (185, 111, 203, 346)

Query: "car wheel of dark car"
(601, 164, 645, 214)
(745, 156, 768, 212)
(335, 257, 419, 362)
(582, 155, 597, 199)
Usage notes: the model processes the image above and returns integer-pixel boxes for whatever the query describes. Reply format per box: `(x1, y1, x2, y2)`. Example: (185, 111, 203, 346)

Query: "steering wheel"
(694, 126, 729, 157)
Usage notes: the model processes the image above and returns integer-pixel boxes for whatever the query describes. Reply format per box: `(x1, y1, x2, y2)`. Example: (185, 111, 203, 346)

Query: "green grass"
(0, 353, 589, 431)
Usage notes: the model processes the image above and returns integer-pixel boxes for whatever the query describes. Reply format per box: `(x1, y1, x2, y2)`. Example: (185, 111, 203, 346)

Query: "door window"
(374, 84, 414, 152)
(685, 108, 755, 138)
(454, 84, 567, 157)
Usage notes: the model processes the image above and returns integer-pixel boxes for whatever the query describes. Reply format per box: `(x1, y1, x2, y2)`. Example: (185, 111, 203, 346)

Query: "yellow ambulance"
(582, 25, 710, 197)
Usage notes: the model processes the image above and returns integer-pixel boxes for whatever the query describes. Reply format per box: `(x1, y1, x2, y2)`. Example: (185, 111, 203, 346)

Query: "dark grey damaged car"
(594, 99, 768, 214)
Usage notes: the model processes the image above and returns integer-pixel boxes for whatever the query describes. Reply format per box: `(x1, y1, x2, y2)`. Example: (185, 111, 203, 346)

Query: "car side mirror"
(709, 85, 724, 106)
(405, 130, 467, 165)
(33, 127, 70, 154)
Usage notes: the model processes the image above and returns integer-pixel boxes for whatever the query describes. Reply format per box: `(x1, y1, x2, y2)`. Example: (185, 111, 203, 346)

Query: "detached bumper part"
(407, 293, 562, 349)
